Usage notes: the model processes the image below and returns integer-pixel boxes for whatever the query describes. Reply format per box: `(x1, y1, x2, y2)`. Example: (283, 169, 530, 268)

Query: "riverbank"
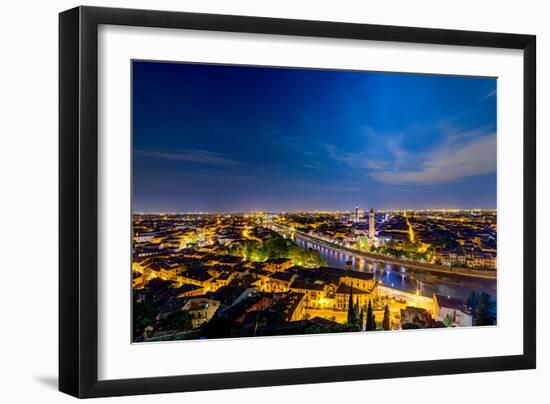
(271, 224, 497, 280)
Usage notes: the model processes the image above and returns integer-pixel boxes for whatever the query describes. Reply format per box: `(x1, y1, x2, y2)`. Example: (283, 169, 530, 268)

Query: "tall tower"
(369, 208, 375, 239)
(354, 206, 359, 223)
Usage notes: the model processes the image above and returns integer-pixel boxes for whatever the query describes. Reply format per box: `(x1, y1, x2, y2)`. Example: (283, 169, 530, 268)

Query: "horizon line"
(133, 208, 497, 215)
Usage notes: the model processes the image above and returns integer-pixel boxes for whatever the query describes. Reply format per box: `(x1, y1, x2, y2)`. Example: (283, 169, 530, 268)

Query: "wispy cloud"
(136, 149, 239, 167)
(258, 121, 327, 169)
(321, 143, 367, 168)
(269, 135, 303, 150)
(322, 138, 407, 172)
(371, 133, 496, 185)
(256, 121, 285, 136)
(481, 88, 497, 100)
(323, 128, 496, 185)
(302, 162, 321, 170)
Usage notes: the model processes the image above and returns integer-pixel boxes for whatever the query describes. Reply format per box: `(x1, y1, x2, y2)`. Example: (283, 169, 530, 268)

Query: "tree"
(200, 315, 233, 339)
(347, 286, 355, 325)
(359, 307, 365, 331)
(230, 235, 327, 267)
(366, 300, 376, 331)
(467, 291, 480, 314)
(305, 324, 323, 335)
(443, 313, 455, 327)
(354, 297, 360, 320)
(475, 292, 493, 326)
(382, 304, 391, 330)
(158, 310, 193, 331)
(133, 292, 157, 337)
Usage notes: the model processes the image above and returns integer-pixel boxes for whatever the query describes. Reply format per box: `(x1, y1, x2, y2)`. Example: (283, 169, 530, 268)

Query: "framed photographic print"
(59, 6, 536, 398)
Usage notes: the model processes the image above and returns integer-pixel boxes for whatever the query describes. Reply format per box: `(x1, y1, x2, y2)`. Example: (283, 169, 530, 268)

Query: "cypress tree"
(467, 291, 479, 314)
(382, 304, 391, 330)
(347, 285, 354, 325)
(475, 292, 493, 326)
(366, 300, 374, 331)
(359, 307, 365, 331)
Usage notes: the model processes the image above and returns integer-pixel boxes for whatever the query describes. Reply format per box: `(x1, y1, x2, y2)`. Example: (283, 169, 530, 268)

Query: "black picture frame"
(59, 5, 536, 398)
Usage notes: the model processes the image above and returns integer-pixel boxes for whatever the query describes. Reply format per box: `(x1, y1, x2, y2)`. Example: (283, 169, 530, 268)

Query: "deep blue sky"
(132, 61, 496, 213)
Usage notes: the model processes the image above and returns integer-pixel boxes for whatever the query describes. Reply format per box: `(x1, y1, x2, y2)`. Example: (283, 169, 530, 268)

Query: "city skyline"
(132, 209, 497, 340)
(134, 208, 497, 215)
(132, 61, 497, 213)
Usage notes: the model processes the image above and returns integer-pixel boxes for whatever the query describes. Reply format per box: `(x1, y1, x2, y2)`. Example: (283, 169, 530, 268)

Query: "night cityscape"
(132, 61, 497, 342)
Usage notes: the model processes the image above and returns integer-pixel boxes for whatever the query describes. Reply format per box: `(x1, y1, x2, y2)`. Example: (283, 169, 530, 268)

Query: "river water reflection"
(294, 234, 497, 302)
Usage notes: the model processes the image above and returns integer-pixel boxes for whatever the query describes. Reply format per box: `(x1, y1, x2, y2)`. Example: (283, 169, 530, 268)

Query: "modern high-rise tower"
(368, 208, 375, 239)
(354, 206, 359, 223)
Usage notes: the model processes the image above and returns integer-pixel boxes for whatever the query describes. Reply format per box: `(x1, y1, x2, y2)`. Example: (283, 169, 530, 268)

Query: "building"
(177, 269, 216, 291)
(466, 252, 497, 270)
(133, 233, 156, 243)
(354, 206, 360, 223)
(257, 271, 297, 293)
(213, 285, 256, 313)
(272, 292, 306, 322)
(433, 294, 473, 327)
(483, 254, 497, 270)
(210, 271, 237, 289)
(339, 270, 376, 292)
(400, 306, 441, 329)
(353, 223, 369, 237)
(335, 284, 372, 311)
(369, 208, 375, 239)
(135, 259, 181, 284)
(224, 294, 274, 324)
(156, 297, 188, 320)
(289, 279, 327, 309)
(262, 258, 294, 272)
(174, 284, 205, 298)
(132, 271, 145, 289)
(182, 297, 221, 328)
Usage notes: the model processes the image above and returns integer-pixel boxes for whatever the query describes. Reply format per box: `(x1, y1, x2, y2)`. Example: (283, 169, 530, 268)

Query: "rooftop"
(435, 294, 471, 314)
(336, 284, 371, 295)
(342, 270, 375, 281)
(289, 279, 326, 291)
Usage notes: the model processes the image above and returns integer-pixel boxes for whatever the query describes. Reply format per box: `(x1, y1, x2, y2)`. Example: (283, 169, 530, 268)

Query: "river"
(293, 233, 497, 304)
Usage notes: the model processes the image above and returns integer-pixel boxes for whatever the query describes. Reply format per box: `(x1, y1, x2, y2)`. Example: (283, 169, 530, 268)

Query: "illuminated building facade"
(369, 208, 375, 239)
(182, 297, 221, 328)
